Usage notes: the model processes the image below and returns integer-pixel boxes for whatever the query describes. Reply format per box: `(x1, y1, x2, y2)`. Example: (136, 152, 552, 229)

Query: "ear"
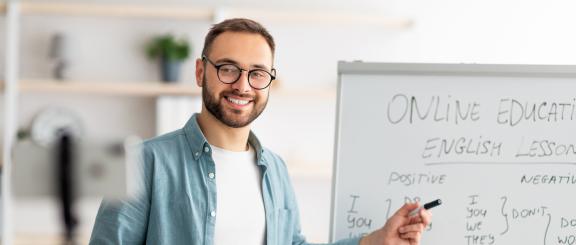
(195, 58, 205, 87)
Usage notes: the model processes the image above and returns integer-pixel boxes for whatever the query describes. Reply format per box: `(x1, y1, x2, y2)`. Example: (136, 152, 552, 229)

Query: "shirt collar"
(183, 113, 266, 166)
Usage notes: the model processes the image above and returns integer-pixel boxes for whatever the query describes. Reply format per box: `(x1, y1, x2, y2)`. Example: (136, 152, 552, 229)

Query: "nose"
(230, 70, 252, 93)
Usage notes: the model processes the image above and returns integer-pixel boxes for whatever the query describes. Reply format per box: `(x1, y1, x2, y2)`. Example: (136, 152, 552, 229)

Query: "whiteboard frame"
(329, 61, 576, 242)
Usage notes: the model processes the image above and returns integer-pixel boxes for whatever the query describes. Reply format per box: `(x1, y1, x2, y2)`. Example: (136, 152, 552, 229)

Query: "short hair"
(201, 18, 275, 57)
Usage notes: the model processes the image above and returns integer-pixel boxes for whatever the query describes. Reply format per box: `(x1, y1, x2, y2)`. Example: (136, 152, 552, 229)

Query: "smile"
(226, 96, 251, 106)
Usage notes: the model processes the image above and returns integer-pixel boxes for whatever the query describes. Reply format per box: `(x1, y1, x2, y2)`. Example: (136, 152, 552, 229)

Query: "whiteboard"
(330, 62, 576, 245)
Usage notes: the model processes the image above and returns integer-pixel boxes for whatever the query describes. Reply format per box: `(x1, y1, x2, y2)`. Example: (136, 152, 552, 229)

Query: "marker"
(409, 199, 442, 216)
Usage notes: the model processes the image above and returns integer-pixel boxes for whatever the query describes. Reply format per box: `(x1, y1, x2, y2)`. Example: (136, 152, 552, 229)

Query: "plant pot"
(160, 57, 181, 82)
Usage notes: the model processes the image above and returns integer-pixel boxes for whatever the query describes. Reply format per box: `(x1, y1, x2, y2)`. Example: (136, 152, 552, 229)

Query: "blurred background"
(1, 0, 576, 244)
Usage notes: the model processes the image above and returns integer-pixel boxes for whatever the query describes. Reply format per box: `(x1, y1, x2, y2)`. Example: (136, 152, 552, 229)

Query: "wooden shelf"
(19, 2, 213, 20)
(0, 2, 413, 28)
(18, 79, 200, 97)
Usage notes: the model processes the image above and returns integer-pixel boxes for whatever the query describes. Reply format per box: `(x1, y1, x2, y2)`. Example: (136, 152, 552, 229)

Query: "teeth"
(227, 97, 250, 105)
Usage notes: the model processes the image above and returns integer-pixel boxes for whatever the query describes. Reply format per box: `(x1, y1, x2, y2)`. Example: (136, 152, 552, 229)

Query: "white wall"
(387, 0, 576, 64)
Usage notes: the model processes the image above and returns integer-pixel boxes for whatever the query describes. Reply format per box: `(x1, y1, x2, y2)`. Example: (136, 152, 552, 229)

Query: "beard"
(202, 76, 268, 128)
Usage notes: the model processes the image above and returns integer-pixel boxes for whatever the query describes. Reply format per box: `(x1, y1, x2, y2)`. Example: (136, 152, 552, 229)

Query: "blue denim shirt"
(90, 114, 360, 245)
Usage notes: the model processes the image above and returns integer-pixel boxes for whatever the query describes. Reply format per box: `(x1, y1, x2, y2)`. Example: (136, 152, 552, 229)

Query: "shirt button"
(208, 172, 215, 179)
(204, 147, 210, 153)
(210, 210, 216, 217)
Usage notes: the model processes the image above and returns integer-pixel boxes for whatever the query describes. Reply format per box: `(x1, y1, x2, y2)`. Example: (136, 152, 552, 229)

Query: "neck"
(197, 108, 251, 152)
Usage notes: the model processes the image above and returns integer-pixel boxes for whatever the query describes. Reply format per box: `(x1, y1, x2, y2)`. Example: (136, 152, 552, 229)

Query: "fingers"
(399, 223, 424, 234)
(409, 215, 422, 224)
(419, 208, 433, 227)
(392, 204, 432, 245)
(400, 230, 422, 243)
(394, 202, 420, 217)
(407, 207, 432, 225)
(399, 223, 425, 244)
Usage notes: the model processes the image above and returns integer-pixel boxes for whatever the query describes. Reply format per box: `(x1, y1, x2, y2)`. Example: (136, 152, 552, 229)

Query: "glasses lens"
(218, 65, 241, 83)
(249, 70, 272, 89)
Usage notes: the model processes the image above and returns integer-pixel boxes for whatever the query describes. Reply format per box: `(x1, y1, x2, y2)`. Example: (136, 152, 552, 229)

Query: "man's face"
(198, 32, 274, 128)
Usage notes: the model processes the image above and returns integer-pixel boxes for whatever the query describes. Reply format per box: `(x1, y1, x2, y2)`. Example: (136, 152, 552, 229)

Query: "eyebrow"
(214, 58, 271, 71)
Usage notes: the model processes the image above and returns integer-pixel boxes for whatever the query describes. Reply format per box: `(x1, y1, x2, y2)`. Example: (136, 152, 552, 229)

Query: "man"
(90, 18, 431, 245)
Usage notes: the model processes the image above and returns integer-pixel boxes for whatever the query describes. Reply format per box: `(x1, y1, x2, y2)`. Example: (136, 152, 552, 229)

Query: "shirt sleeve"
(89, 144, 153, 245)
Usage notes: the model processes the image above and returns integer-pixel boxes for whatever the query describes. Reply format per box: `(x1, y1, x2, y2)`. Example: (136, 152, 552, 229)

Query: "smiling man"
(90, 18, 431, 245)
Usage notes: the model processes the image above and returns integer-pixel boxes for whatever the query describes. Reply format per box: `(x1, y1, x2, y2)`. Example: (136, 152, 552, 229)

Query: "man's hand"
(359, 202, 432, 245)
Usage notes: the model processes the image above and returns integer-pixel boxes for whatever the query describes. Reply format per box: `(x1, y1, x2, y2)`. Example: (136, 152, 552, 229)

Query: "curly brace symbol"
(500, 196, 509, 235)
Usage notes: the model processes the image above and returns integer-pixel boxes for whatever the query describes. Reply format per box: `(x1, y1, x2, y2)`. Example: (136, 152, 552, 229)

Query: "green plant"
(146, 34, 190, 61)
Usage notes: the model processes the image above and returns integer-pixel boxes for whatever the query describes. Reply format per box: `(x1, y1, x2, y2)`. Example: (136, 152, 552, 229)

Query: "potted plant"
(146, 34, 190, 82)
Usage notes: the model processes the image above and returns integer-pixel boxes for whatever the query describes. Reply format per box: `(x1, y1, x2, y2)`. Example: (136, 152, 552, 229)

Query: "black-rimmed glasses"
(202, 55, 276, 90)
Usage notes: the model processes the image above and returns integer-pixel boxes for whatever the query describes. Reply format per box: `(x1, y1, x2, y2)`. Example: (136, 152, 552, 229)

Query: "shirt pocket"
(275, 208, 296, 245)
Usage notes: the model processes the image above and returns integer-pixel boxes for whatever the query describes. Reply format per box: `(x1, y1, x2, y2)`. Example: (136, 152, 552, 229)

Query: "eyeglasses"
(202, 55, 276, 90)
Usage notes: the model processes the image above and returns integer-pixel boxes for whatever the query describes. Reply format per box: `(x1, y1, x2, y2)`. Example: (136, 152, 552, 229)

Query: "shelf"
(19, 2, 213, 20)
(18, 79, 200, 97)
(0, 2, 413, 28)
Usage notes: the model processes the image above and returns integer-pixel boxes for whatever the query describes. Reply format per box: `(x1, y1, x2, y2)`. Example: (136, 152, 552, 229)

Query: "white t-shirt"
(211, 144, 266, 245)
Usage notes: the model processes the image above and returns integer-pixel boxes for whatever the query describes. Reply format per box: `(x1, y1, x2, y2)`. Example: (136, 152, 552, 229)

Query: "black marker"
(409, 199, 442, 216)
